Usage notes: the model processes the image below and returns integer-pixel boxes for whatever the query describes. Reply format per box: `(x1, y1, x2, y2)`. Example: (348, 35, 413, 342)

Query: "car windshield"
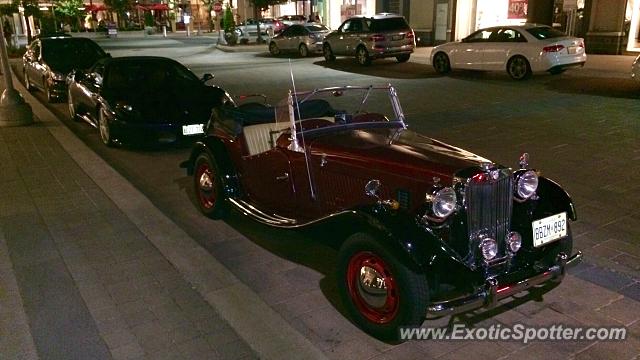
(274, 86, 406, 144)
(370, 17, 410, 32)
(41, 39, 105, 69)
(526, 26, 566, 39)
(306, 24, 329, 32)
(105, 60, 199, 90)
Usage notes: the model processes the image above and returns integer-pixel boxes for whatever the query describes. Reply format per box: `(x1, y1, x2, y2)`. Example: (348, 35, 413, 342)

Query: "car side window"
(281, 27, 292, 36)
(351, 19, 362, 32)
(292, 26, 306, 37)
(341, 20, 352, 33)
(363, 19, 372, 32)
(466, 29, 494, 43)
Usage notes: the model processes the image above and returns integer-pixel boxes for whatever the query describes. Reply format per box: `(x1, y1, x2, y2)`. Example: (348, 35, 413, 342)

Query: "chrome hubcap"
(357, 265, 388, 307)
(99, 113, 109, 141)
(199, 172, 213, 191)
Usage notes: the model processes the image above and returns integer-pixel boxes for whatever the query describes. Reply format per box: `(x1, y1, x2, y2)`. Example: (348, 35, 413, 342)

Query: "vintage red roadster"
(182, 85, 582, 340)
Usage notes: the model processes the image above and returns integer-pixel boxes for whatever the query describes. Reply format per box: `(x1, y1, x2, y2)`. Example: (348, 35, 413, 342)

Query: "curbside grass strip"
(12, 63, 328, 360)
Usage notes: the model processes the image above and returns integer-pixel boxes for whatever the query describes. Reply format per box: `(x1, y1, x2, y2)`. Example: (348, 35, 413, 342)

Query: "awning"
(84, 4, 107, 11)
(135, 3, 169, 11)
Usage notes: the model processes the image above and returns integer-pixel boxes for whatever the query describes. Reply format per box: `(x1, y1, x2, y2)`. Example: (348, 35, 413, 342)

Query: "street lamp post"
(0, 18, 33, 127)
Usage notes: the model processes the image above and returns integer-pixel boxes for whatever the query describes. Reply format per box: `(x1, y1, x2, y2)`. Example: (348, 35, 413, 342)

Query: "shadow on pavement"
(313, 59, 439, 79)
(544, 76, 640, 99)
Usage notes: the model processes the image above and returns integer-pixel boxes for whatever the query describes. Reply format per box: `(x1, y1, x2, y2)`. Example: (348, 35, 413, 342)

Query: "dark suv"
(323, 14, 415, 65)
(23, 36, 108, 102)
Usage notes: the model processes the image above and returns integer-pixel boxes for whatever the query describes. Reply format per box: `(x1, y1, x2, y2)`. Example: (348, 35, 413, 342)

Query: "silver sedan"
(268, 23, 330, 57)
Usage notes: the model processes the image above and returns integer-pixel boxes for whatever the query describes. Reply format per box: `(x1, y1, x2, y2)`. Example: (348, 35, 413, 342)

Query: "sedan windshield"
(42, 39, 106, 69)
(526, 26, 567, 40)
(105, 60, 198, 90)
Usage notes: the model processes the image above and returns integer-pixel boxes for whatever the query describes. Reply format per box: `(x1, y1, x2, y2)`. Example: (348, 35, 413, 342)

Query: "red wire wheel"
(346, 251, 400, 324)
(193, 152, 228, 219)
(196, 160, 217, 210)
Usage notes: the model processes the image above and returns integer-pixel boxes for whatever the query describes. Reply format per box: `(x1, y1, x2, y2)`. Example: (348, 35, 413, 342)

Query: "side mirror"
(201, 73, 215, 85)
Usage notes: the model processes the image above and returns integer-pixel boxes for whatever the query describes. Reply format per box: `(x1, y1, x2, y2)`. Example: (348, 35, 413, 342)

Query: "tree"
(54, 0, 83, 31)
(103, 0, 131, 28)
(246, 0, 286, 43)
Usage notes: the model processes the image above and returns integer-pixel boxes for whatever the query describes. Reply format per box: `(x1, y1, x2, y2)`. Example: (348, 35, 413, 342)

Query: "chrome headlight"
(506, 231, 522, 253)
(515, 170, 538, 200)
(480, 238, 498, 260)
(51, 72, 65, 81)
(431, 187, 457, 218)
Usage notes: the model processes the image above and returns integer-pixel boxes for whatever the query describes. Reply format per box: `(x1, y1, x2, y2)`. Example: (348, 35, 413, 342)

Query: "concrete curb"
(11, 64, 328, 360)
(215, 44, 269, 53)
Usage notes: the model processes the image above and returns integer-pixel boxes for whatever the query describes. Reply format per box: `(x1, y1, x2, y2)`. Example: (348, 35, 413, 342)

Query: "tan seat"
(243, 122, 290, 156)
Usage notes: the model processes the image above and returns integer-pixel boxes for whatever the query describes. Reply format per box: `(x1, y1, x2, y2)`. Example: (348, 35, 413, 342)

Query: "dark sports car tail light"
(466, 169, 513, 260)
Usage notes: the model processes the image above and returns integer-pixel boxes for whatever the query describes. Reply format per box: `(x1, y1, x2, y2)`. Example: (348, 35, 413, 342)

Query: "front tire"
(337, 233, 428, 340)
(507, 55, 532, 80)
(98, 108, 114, 146)
(356, 46, 371, 66)
(24, 70, 33, 92)
(193, 152, 228, 219)
(299, 44, 309, 57)
(68, 89, 79, 122)
(269, 42, 280, 56)
(323, 43, 335, 62)
(396, 54, 410, 63)
(433, 52, 451, 74)
(44, 80, 54, 103)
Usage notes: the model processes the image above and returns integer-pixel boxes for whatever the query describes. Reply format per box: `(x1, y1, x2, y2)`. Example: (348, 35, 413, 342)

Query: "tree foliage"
(0, 1, 19, 16)
(222, 4, 234, 32)
(54, 0, 83, 18)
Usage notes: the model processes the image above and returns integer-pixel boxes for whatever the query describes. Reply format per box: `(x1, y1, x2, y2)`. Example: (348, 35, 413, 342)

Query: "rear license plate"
(567, 46, 577, 54)
(182, 124, 204, 136)
(392, 35, 404, 41)
(532, 212, 567, 247)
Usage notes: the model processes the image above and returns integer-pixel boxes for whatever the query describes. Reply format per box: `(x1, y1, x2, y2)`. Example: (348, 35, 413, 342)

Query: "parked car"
(181, 84, 582, 340)
(23, 36, 108, 102)
(67, 56, 229, 146)
(235, 18, 284, 38)
(323, 14, 415, 66)
(268, 23, 330, 57)
(277, 14, 307, 27)
(431, 24, 587, 80)
(632, 54, 640, 81)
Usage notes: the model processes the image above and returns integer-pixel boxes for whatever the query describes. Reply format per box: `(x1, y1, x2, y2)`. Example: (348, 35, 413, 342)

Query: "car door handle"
(276, 173, 289, 181)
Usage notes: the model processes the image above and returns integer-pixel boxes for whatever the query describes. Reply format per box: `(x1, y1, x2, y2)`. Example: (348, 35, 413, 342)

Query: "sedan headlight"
(51, 72, 65, 81)
(431, 187, 457, 218)
(515, 170, 538, 200)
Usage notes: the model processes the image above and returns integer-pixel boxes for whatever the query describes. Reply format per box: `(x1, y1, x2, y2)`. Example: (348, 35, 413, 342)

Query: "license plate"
(392, 35, 404, 41)
(567, 46, 577, 54)
(182, 124, 204, 136)
(532, 212, 567, 247)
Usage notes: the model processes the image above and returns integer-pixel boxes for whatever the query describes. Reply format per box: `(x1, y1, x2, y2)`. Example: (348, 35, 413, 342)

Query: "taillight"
(543, 44, 565, 53)
(370, 34, 385, 42)
(406, 31, 415, 40)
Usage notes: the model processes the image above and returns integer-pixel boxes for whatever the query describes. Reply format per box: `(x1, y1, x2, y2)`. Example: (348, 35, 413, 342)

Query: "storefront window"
(626, 0, 640, 51)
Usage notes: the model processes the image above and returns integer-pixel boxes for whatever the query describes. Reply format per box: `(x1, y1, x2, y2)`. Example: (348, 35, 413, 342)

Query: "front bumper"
(426, 251, 583, 317)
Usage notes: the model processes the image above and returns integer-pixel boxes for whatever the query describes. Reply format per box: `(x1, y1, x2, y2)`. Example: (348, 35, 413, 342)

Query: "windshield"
(306, 24, 329, 32)
(526, 26, 566, 40)
(370, 17, 411, 32)
(274, 86, 406, 147)
(105, 59, 199, 90)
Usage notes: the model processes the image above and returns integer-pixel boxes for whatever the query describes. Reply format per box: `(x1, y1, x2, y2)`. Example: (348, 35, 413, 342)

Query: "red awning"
(84, 4, 107, 11)
(135, 3, 169, 11)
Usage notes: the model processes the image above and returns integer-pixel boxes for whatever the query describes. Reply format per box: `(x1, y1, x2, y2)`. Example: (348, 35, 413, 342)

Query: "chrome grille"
(465, 170, 513, 253)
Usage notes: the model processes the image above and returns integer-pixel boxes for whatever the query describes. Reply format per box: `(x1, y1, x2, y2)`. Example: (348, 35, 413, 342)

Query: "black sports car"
(67, 56, 228, 146)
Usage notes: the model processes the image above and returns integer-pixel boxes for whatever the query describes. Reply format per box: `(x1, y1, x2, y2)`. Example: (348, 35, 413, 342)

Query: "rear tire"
(323, 43, 335, 62)
(433, 52, 451, 74)
(507, 55, 532, 80)
(98, 108, 114, 146)
(68, 89, 79, 122)
(356, 46, 371, 66)
(269, 42, 280, 56)
(338, 233, 428, 340)
(44, 80, 54, 103)
(396, 54, 410, 63)
(194, 152, 228, 219)
(299, 44, 309, 57)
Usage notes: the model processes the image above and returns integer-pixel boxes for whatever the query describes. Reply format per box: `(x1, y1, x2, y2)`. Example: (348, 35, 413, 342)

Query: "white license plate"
(392, 35, 404, 41)
(532, 212, 567, 247)
(567, 46, 577, 54)
(182, 124, 204, 136)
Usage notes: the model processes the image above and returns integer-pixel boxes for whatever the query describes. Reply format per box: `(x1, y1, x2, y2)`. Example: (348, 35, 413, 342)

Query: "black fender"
(183, 136, 240, 198)
(537, 177, 577, 221)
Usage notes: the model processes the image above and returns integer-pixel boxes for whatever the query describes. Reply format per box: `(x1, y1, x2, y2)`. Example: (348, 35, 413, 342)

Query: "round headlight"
(516, 170, 538, 199)
(506, 231, 522, 253)
(480, 238, 498, 260)
(432, 187, 457, 218)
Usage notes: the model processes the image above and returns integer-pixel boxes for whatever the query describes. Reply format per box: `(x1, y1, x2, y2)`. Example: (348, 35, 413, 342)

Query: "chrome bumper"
(426, 251, 583, 317)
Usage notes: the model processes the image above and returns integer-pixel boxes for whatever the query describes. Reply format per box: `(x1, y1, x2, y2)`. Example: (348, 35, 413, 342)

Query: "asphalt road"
(15, 37, 640, 359)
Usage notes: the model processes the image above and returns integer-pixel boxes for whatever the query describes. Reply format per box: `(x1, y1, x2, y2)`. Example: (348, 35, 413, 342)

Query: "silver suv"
(323, 14, 415, 66)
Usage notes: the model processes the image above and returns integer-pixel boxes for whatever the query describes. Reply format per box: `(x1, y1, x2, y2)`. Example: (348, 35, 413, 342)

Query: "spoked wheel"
(338, 233, 428, 340)
(68, 89, 79, 121)
(194, 152, 228, 219)
(396, 54, 410, 63)
(356, 46, 371, 66)
(44, 80, 54, 103)
(269, 42, 280, 56)
(432, 52, 451, 74)
(507, 55, 532, 80)
(299, 44, 309, 57)
(323, 44, 335, 62)
(98, 108, 114, 146)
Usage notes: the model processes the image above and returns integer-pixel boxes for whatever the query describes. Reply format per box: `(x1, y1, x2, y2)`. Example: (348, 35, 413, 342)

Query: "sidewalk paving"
(0, 69, 327, 359)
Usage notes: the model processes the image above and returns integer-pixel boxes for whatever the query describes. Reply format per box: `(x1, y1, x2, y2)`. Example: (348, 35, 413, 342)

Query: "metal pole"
(0, 18, 33, 126)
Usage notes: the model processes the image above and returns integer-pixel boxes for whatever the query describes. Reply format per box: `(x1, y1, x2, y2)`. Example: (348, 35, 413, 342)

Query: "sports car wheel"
(194, 152, 228, 219)
(68, 89, 79, 121)
(356, 46, 371, 66)
(338, 233, 428, 340)
(433, 52, 451, 74)
(269, 42, 280, 56)
(396, 54, 410, 63)
(24, 71, 33, 92)
(323, 44, 335, 62)
(98, 108, 114, 146)
(299, 44, 309, 57)
(44, 80, 54, 103)
(507, 55, 532, 80)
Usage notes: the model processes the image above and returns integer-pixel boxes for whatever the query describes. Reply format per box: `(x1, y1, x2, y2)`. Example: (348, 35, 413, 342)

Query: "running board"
(228, 198, 298, 227)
